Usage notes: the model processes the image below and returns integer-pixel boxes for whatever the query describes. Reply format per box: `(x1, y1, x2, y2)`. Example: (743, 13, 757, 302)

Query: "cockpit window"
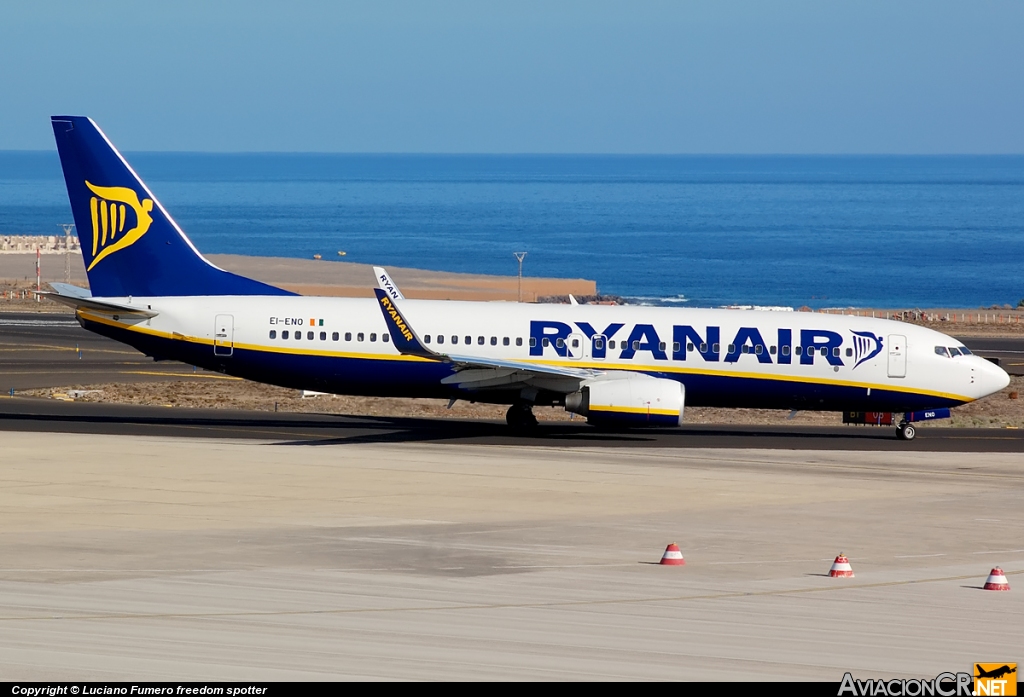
(958, 346, 972, 355)
(948, 347, 962, 357)
(934, 346, 949, 358)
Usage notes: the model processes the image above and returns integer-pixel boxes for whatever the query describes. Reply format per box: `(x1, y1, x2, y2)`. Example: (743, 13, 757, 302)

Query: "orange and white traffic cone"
(983, 567, 1010, 591)
(660, 543, 685, 566)
(829, 553, 854, 577)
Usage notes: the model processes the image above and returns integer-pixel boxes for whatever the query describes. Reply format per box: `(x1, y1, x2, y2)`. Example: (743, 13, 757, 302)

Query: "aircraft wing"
(371, 273, 599, 392)
(39, 283, 159, 318)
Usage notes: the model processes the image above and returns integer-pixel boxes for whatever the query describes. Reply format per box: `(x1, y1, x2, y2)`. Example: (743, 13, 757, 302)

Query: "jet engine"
(565, 375, 685, 427)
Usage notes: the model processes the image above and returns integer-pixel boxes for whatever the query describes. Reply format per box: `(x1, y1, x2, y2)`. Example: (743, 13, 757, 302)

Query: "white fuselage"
(77, 295, 1009, 412)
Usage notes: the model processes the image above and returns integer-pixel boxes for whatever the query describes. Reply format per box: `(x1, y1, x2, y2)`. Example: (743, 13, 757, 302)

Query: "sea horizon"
(2, 151, 1022, 309)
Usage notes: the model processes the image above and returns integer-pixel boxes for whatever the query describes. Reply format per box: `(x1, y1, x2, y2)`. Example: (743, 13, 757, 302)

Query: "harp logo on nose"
(85, 181, 154, 271)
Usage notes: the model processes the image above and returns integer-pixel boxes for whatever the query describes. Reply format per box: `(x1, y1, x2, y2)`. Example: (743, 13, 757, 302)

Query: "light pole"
(513, 252, 527, 302)
(59, 224, 75, 284)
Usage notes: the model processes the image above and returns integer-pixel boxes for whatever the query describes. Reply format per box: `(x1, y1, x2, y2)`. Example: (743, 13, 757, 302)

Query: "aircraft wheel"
(506, 404, 538, 431)
(896, 423, 916, 441)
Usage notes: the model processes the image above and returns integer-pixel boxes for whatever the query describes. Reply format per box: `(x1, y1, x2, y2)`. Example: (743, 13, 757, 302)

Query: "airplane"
(44, 116, 1011, 440)
(975, 665, 1016, 680)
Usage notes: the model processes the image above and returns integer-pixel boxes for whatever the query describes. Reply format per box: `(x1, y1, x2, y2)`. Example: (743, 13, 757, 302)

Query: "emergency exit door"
(214, 314, 234, 356)
(887, 334, 906, 378)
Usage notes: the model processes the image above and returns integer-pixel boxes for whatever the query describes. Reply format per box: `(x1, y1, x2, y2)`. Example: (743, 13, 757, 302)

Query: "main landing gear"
(506, 403, 538, 431)
(896, 421, 916, 441)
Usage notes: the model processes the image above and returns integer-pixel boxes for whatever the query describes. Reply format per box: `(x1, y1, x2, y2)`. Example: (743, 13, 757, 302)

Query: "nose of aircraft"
(976, 357, 1011, 398)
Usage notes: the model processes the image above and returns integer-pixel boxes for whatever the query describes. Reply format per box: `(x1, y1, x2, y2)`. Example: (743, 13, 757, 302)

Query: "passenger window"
(503, 337, 509, 346)
(572, 338, 580, 348)
(424, 335, 431, 344)
(845, 348, 852, 357)
(687, 342, 694, 351)
(307, 331, 314, 340)
(700, 343, 707, 352)
(712, 343, 720, 353)
(357, 333, 364, 342)
(282, 330, 289, 339)
(595, 338, 605, 350)
(674, 342, 682, 352)
(516, 337, 523, 346)
(782, 345, 790, 356)
(345, 332, 352, 341)
(477, 336, 484, 345)
(658, 341, 666, 351)
(383, 334, 389, 342)
(948, 347, 961, 357)
(452, 336, 458, 345)
(320, 331, 326, 341)
(822, 347, 829, 357)
(542, 338, 549, 347)
(332, 332, 339, 341)
(556, 338, 565, 348)
(609, 340, 616, 349)
(436, 335, 443, 344)
(935, 346, 949, 357)
(632, 341, 640, 350)
(832, 347, 839, 357)
(795, 346, 802, 355)
(269, 330, 277, 339)
(728, 344, 736, 353)
(529, 337, 536, 347)
(491, 337, 497, 346)
(465, 336, 471, 345)
(770, 345, 777, 355)
(741, 345, 749, 354)
(370, 333, 377, 342)
(755, 345, 763, 355)
(296, 332, 302, 341)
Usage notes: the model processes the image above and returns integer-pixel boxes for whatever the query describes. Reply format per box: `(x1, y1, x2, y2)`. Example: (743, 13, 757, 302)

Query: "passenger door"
(887, 334, 906, 378)
(214, 314, 234, 356)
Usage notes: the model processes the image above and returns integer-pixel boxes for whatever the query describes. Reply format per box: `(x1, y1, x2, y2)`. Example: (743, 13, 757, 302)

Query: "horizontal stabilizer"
(40, 283, 158, 318)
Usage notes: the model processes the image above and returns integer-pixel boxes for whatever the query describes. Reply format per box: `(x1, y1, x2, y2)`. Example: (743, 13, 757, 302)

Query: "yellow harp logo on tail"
(84, 181, 154, 271)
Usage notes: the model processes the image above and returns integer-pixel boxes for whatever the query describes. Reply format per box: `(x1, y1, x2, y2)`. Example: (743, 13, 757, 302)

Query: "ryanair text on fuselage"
(530, 320, 883, 367)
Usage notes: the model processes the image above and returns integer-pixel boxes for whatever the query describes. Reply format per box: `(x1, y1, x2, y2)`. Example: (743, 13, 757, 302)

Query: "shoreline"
(1, 251, 1020, 335)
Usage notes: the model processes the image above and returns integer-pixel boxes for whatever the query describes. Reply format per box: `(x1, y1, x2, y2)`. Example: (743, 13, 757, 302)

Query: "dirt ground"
(24, 374, 1024, 428)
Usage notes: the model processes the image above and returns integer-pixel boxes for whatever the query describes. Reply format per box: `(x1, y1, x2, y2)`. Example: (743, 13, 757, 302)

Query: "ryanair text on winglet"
(379, 295, 414, 342)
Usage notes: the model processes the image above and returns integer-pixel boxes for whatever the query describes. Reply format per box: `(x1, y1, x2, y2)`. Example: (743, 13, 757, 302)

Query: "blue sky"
(2, 1, 1022, 153)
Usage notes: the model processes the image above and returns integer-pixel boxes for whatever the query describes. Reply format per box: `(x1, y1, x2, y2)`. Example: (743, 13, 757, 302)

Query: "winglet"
(373, 266, 405, 301)
(373, 288, 436, 359)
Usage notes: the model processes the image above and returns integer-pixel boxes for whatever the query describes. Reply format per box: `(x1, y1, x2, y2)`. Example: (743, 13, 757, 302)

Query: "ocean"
(1, 152, 1022, 309)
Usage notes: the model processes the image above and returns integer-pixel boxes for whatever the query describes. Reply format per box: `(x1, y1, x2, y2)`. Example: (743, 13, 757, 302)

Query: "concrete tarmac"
(0, 433, 1021, 680)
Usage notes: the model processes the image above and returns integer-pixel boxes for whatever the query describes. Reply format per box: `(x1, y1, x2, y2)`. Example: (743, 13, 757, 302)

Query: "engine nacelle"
(565, 375, 685, 428)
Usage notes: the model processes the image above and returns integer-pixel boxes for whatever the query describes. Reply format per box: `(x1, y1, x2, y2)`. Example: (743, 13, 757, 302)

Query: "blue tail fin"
(51, 116, 295, 298)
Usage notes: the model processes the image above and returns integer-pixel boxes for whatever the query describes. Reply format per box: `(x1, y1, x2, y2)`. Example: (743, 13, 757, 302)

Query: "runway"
(2, 395, 1024, 451)
(0, 311, 218, 392)
(0, 432, 1021, 680)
